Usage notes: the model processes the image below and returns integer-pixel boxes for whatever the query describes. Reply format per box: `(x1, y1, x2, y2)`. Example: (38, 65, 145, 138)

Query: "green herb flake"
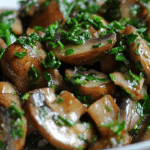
(42, 51, 61, 69)
(109, 74, 115, 82)
(28, 66, 40, 88)
(57, 98, 64, 104)
(65, 48, 74, 56)
(105, 106, 111, 112)
(8, 105, 24, 119)
(57, 40, 64, 49)
(14, 52, 27, 58)
(78, 134, 89, 143)
(21, 93, 29, 101)
(126, 33, 138, 44)
(92, 42, 102, 48)
(39, 107, 47, 120)
(48, 42, 56, 48)
(10, 118, 24, 138)
(135, 49, 139, 55)
(43, 72, 53, 87)
(53, 115, 75, 127)
(28, 66, 40, 80)
(100, 118, 126, 141)
(107, 39, 112, 43)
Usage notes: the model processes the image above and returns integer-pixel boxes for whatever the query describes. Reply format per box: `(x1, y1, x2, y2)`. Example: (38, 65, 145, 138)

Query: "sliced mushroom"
(29, 0, 66, 28)
(65, 68, 116, 101)
(24, 88, 95, 149)
(0, 93, 27, 150)
(111, 72, 147, 100)
(87, 95, 120, 137)
(52, 33, 117, 66)
(121, 25, 150, 85)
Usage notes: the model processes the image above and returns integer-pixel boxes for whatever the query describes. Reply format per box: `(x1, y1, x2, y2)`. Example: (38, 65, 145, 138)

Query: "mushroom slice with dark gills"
(24, 88, 95, 150)
(52, 33, 117, 66)
(110, 72, 147, 100)
(0, 35, 64, 94)
(121, 25, 150, 85)
(0, 93, 27, 150)
(65, 68, 116, 101)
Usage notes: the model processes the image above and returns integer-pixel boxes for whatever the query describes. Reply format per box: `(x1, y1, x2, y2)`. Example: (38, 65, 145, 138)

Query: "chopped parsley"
(105, 106, 111, 112)
(10, 118, 24, 138)
(16, 33, 40, 50)
(28, 66, 40, 88)
(78, 134, 89, 143)
(92, 42, 102, 48)
(42, 51, 61, 69)
(56, 98, 64, 104)
(69, 72, 109, 85)
(43, 72, 53, 87)
(100, 118, 126, 142)
(39, 106, 47, 120)
(53, 115, 75, 127)
(8, 105, 24, 119)
(65, 48, 74, 56)
(14, 52, 27, 58)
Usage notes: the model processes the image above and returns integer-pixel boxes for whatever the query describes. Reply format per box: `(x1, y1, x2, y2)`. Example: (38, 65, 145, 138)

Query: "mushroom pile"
(1, 0, 150, 149)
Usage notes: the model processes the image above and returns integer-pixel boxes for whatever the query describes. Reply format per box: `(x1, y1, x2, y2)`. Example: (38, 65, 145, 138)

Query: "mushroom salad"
(1, 0, 150, 149)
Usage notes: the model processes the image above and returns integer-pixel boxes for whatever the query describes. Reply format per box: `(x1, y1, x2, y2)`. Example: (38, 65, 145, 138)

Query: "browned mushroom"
(111, 72, 147, 100)
(87, 95, 120, 137)
(52, 33, 117, 66)
(121, 25, 150, 85)
(65, 68, 116, 101)
(0, 41, 65, 94)
(29, 0, 66, 28)
(24, 88, 95, 149)
(0, 93, 27, 150)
